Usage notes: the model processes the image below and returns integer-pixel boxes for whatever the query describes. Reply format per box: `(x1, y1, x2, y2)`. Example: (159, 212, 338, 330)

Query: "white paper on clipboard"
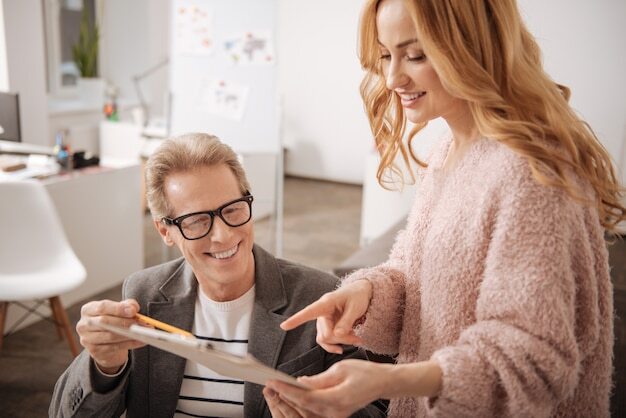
(89, 320, 308, 389)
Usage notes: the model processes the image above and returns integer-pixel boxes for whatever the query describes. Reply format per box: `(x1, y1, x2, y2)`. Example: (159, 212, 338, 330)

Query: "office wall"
(5, 0, 617, 182)
(277, 0, 370, 184)
(100, 0, 169, 116)
(519, 0, 626, 187)
(0, 0, 8, 91)
(278, 0, 626, 185)
(1, 0, 49, 145)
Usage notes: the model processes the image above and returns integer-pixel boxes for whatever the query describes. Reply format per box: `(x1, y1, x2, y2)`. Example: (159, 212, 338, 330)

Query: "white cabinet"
(359, 151, 416, 246)
(359, 119, 447, 246)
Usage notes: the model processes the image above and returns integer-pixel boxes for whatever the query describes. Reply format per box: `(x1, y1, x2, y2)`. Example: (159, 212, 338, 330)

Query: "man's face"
(155, 164, 255, 301)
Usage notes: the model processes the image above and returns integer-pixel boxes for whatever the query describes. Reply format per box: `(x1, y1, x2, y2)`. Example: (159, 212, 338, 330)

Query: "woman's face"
(376, 0, 466, 125)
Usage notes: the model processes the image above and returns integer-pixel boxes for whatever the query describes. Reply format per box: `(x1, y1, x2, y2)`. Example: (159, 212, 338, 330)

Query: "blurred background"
(0, 0, 625, 416)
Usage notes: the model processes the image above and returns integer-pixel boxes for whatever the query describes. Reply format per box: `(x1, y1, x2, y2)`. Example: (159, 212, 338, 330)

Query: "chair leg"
(0, 302, 7, 352)
(49, 296, 80, 357)
(49, 298, 65, 340)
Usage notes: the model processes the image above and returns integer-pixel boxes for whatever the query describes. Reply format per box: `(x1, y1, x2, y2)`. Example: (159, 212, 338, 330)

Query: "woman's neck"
(442, 110, 480, 171)
(446, 105, 479, 144)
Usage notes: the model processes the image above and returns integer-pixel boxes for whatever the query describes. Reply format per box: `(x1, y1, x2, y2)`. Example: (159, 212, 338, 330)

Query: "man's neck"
(199, 278, 255, 302)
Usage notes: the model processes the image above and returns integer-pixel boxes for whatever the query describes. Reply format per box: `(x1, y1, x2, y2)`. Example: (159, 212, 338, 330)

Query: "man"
(49, 133, 385, 418)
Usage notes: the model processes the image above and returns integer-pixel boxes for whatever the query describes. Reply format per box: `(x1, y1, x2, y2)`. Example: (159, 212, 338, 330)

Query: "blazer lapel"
(147, 262, 198, 417)
(244, 245, 288, 418)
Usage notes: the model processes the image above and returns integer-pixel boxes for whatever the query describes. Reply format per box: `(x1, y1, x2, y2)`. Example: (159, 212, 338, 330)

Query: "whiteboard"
(169, 0, 279, 153)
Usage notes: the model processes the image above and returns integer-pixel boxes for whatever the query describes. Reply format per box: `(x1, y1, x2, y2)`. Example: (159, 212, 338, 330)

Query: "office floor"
(0, 176, 624, 417)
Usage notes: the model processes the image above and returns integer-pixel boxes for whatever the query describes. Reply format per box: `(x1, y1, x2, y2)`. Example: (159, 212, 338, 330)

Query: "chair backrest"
(0, 180, 74, 274)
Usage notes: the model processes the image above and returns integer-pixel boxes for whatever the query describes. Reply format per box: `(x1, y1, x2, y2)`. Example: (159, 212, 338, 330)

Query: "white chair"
(0, 180, 86, 357)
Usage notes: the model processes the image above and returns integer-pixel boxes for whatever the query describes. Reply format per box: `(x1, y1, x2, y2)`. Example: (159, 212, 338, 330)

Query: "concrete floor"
(1, 176, 625, 417)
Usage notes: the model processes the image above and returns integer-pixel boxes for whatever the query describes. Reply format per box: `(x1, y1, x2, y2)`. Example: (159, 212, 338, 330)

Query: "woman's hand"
(266, 360, 443, 418)
(281, 280, 373, 354)
(264, 387, 325, 418)
(266, 359, 387, 418)
(75, 299, 145, 374)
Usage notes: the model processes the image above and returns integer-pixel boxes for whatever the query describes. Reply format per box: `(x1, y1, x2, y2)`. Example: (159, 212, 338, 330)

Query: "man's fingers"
(92, 339, 144, 352)
(77, 313, 138, 336)
(80, 329, 139, 346)
(80, 299, 139, 318)
(280, 297, 335, 331)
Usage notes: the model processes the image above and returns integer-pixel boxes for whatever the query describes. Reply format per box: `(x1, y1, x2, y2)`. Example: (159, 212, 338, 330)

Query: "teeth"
(210, 244, 238, 259)
(400, 92, 425, 100)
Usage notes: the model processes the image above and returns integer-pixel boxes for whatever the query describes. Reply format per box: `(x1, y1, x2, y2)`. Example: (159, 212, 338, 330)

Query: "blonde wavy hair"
(359, 0, 625, 231)
(145, 132, 250, 219)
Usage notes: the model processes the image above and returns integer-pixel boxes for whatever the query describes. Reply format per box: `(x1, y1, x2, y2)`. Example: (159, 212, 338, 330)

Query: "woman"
(263, 0, 624, 417)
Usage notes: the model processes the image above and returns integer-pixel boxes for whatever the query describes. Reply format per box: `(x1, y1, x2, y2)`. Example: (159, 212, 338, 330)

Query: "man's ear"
(154, 219, 174, 246)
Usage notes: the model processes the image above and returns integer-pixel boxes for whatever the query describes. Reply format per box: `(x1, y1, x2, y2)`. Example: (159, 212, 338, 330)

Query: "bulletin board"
(169, 0, 279, 154)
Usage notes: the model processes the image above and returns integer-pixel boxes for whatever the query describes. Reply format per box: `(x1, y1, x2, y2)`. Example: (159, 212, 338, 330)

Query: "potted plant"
(72, 6, 103, 105)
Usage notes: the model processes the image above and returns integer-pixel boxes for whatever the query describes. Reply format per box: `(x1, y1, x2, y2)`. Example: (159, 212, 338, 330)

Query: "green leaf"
(72, 5, 99, 78)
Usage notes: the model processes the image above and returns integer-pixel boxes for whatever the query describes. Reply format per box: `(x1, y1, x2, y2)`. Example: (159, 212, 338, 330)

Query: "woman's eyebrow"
(377, 38, 419, 49)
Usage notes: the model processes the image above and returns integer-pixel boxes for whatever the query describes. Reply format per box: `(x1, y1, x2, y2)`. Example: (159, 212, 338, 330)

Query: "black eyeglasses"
(162, 193, 254, 240)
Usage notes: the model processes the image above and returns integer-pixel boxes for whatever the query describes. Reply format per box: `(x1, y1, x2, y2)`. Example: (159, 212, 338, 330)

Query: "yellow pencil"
(135, 313, 194, 337)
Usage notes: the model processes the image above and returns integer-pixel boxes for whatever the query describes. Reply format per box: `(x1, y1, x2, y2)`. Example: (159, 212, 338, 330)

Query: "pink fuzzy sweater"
(344, 135, 613, 417)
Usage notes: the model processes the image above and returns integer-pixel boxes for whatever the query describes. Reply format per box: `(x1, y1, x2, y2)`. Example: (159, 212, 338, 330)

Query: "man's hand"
(75, 299, 145, 374)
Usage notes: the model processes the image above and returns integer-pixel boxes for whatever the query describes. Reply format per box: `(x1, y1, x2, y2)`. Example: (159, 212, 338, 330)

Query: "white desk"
(3, 164, 144, 333)
(0, 139, 54, 156)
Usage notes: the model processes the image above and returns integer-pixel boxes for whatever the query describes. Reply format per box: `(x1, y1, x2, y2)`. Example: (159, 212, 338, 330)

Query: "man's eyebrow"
(377, 38, 419, 49)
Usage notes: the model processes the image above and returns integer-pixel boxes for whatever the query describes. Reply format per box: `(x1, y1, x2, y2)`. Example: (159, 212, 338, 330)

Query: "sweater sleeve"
(426, 173, 587, 417)
(341, 228, 410, 355)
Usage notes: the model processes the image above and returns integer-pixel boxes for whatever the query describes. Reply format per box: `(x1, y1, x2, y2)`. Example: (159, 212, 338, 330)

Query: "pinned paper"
(197, 79, 250, 121)
(224, 31, 275, 65)
(175, 0, 214, 56)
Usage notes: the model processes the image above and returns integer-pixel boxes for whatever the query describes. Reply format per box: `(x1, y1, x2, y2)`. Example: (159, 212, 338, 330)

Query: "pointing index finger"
(280, 298, 334, 331)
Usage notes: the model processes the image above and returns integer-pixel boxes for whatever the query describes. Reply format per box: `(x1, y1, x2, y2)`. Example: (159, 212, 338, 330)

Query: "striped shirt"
(174, 285, 255, 418)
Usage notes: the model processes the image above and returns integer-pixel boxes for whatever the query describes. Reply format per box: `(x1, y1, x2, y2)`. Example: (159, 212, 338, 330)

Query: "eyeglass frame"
(161, 192, 254, 240)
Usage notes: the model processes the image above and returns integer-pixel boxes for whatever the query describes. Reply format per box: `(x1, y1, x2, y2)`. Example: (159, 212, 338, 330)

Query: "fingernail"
(124, 306, 134, 316)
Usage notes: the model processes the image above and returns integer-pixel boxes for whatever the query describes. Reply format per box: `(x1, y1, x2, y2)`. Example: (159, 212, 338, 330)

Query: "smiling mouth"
(207, 243, 239, 259)
(399, 91, 426, 105)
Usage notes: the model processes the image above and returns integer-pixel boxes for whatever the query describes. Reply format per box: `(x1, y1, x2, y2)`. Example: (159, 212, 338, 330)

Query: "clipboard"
(88, 319, 308, 389)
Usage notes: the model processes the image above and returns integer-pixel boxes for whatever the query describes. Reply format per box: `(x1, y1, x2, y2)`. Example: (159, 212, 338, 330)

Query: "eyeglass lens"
(179, 199, 251, 239)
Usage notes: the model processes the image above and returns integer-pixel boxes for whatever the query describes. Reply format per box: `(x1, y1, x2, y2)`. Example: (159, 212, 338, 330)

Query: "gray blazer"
(50, 245, 386, 417)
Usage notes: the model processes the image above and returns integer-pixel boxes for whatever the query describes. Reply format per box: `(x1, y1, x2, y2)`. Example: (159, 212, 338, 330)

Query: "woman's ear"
(154, 219, 175, 246)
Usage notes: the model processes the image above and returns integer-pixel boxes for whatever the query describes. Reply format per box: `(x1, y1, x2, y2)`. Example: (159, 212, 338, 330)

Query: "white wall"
(519, 0, 626, 187)
(100, 0, 170, 117)
(144, 0, 171, 120)
(353, 0, 626, 241)
(3, 1, 624, 184)
(278, 0, 371, 184)
(278, 0, 626, 186)
(1, 0, 49, 145)
(0, 0, 8, 91)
